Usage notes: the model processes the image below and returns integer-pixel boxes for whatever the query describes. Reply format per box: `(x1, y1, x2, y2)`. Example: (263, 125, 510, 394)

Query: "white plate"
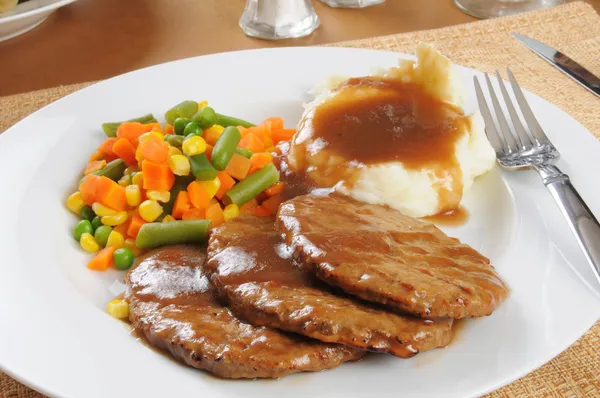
(0, 47, 599, 398)
(0, 0, 77, 42)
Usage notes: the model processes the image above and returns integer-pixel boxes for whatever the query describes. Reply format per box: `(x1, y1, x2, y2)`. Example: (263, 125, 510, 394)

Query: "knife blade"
(512, 33, 600, 99)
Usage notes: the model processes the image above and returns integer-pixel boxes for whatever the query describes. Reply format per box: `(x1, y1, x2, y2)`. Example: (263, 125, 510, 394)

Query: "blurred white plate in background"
(0, 0, 78, 42)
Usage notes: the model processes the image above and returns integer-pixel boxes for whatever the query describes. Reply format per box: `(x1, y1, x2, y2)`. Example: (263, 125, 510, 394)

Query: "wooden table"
(0, 0, 598, 96)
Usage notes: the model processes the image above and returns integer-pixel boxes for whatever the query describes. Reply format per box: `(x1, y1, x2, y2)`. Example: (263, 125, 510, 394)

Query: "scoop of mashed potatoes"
(288, 44, 495, 218)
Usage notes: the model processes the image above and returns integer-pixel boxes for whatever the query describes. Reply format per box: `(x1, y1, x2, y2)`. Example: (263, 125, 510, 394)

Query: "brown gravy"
(290, 77, 471, 214)
(423, 206, 469, 227)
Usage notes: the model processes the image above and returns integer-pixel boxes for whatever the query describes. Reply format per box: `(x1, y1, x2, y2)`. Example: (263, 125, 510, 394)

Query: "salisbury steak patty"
(206, 217, 453, 357)
(276, 194, 508, 319)
(124, 245, 363, 379)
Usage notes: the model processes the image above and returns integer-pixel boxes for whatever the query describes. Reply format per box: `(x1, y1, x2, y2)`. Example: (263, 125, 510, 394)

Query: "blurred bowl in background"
(0, 0, 78, 42)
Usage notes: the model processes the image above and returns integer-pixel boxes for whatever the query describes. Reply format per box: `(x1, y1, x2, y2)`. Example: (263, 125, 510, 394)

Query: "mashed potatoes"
(288, 44, 495, 218)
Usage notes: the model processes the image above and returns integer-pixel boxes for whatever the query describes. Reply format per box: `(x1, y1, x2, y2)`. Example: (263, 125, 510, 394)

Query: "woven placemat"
(1, 2, 599, 397)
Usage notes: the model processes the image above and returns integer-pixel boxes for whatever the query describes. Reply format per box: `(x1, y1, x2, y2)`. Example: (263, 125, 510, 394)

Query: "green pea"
(113, 248, 134, 270)
(91, 216, 102, 231)
(183, 121, 203, 137)
(174, 117, 191, 135)
(80, 205, 95, 221)
(73, 220, 93, 241)
(94, 225, 113, 247)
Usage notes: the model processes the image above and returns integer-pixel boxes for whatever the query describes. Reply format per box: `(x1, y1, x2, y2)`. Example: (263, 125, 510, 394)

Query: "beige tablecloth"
(1, 2, 599, 397)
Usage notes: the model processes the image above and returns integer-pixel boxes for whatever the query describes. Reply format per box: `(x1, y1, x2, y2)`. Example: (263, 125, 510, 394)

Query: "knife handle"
(537, 164, 600, 285)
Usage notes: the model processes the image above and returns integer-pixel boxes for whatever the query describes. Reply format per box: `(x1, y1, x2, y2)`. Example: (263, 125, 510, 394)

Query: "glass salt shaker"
(239, 0, 320, 40)
(319, 0, 385, 8)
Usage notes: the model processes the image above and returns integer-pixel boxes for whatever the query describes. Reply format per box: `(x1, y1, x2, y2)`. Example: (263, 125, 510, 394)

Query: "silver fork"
(474, 69, 600, 285)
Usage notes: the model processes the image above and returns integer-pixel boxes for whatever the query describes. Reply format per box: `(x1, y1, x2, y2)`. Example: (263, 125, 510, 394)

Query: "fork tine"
(484, 72, 519, 154)
(473, 76, 508, 156)
(495, 71, 534, 149)
(506, 68, 550, 146)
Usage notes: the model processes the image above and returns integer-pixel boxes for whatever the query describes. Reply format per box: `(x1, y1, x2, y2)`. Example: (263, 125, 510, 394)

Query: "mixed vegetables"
(66, 100, 295, 274)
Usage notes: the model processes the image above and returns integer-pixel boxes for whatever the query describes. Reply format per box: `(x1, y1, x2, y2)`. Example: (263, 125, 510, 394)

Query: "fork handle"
(536, 164, 600, 285)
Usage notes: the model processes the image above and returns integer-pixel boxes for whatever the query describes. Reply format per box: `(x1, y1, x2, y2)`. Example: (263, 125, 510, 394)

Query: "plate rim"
(0, 0, 78, 24)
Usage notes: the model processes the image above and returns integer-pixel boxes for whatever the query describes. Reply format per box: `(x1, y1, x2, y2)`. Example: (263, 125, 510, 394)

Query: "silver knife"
(512, 33, 600, 99)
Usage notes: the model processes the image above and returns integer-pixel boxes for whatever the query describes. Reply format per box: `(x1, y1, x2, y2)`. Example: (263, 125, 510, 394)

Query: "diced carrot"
(271, 128, 296, 144)
(116, 122, 161, 147)
(89, 152, 103, 162)
(138, 135, 169, 163)
(96, 176, 127, 211)
(187, 181, 211, 209)
(248, 152, 273, 175)
(141, 160, 175, 192)
(84, 160, 106, 175)
(98, 138, 119, 162)
(164, 125, 174, 135)
(265, 182, 285, 197)
(238, 126, 249, 137)
(150, 124, 163, 134)
(224, 153, 252, 180)
(127, 211, 146, 238)
(112, 138, 137, 166)
(263, 117, 284, 130)
(247, 125, 273, 149)
(80, 174, 102, 205)
(252, 205, 271, 217)
(182, 208, 206, 220)
(205, 202, 225, 227)
(113, 221, 129, 237)
(261, 194, 283, 216)
(239, 198, 259, 215)
(215, 171, 236, 200)
(205, 144, 214, 162)
(87, 246, 117, 271)
(238, 133, 264, 153)
(172, 191, 192, 219)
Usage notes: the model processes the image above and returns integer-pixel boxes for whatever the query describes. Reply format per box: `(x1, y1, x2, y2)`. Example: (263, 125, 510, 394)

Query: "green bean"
(102, 114, 157, 137)
(164, 101, 198, 125)
(164, 134, 184, 148)
(136, 220, 212, 248)
(163, 175, 195, 215)
(80, 205, 95, 221)
(183, 121, 203, 137)
(188, 153, 218, 181)
(92, 159, 126, 181)
(211, 127, 241, 170)
(224, 163, 279, 206)
(192, 107, 217, 129)
(174, 117, 191, 135)
(215, 113, 255, 128)
(235, 147, 253, 159)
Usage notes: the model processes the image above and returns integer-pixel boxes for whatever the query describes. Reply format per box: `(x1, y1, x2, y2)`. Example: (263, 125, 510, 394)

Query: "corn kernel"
(168, 154, 191, 176)
(66, 191, 85, 214)
(182, 136, 207, 157)
(106, 230, 125, 249)
(168, 146, 182, 157)
(80, 232, 100, 253)
(198, 100, 208, 109)
(101, 211, 128, 226)
(162, 215, 176, 223)
(132, 172, 144, 187)
(106, 299, 129, 319)
(139, 200, 163, 222)
(125, 185, 142, 207)
(197, 177, 221, 200)
(223, 204, 240, 222)
(125, 166, 138, 175)
(92, 202, 118, 217)
(123, 238, 143, 257)
(118, 174, 130, 187)
(147, 190, 171, 203)
(139, 131, 164, 144)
